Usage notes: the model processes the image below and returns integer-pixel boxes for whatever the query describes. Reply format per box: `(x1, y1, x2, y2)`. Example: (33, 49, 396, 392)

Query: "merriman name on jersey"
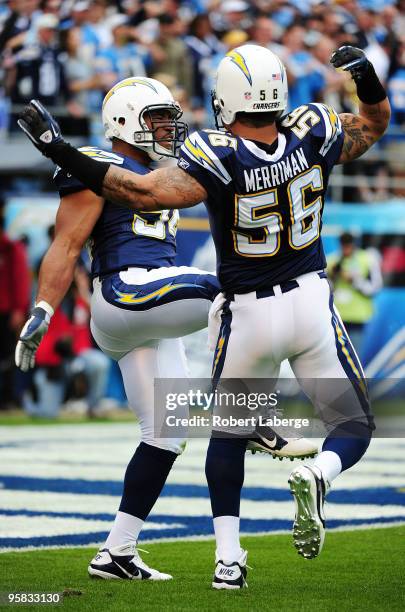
(243, 147, 309, 192)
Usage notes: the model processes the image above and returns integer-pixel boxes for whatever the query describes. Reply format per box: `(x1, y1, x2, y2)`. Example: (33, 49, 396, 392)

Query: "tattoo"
(339, 114, 375, 163)
(339, 103, 390, 164)
(156, 167, 206, 207)
(101, 166, 205, 211)
(102, 166, 156, 209)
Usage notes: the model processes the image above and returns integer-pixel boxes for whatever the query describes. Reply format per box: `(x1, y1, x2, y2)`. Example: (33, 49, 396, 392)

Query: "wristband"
(35, 300, 54, 318)
(354, 62, 387, 106)
(45, 142, 109, 195)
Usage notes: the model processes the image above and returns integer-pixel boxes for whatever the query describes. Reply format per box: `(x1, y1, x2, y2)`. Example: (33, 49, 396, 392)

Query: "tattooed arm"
(17, 100, 207, 209)
(338, 98, 391, 164)
(101, 165, 207, 211)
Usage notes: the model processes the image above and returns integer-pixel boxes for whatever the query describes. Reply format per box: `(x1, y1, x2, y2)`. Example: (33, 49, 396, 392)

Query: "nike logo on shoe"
(113, 561, 141, 579)
(259, 434, 278, 448)
(218, 568, 235, 577)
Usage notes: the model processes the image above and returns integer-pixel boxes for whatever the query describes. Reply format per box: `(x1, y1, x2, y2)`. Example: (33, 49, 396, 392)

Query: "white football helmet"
(102, 77, 187, 160)
(212, 44, 288, 126)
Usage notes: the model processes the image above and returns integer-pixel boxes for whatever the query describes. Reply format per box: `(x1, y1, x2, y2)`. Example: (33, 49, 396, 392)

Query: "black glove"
(17, 99, 63, 155)
(330, 46, 370, 81)
(17, 98, 109, 194)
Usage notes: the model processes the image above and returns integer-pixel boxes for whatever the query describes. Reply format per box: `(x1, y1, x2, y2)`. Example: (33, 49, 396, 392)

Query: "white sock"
(104, 511, 144, 549)
(313, 451, 342, 485)
(213, 516, 243, 563)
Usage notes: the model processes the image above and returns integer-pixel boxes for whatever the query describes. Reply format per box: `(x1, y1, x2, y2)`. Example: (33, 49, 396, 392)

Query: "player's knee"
(141, 436, 187, 455)
(323, 420, 373, 471)
(330, 419, 373, 441)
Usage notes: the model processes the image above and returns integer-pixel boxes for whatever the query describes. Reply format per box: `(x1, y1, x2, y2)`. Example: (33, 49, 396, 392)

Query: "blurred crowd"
(0, 0, 405, 198)
(0, 0, 404, 199)
(0, 2, 403, 126)
(0, 198, 122, 415)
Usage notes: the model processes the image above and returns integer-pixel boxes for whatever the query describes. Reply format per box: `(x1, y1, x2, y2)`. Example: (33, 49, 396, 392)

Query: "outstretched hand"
(330, 46, 370, 81)
(17, 99, 63, 154)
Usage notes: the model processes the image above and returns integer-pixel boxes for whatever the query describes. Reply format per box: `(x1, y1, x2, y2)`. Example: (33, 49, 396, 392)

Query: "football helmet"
(102, 77, 187, 161)
(212, 44, 288, 126)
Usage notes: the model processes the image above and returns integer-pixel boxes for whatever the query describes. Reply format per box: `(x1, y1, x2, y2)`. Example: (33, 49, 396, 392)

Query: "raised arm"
(330, 46, 391, 164)
(338, 100, 390, 163)
(17, 100, 208, 211)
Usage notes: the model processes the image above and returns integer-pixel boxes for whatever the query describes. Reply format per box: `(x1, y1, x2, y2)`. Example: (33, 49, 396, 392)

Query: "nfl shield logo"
(244, 92, 252, 100)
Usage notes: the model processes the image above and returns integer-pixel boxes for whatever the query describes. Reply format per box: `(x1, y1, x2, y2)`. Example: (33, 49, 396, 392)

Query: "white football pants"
(90, 266, 218, 453)
(210, 271, 372, 436)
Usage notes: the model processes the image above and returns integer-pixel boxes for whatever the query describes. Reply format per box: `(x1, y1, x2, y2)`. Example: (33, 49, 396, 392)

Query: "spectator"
(386, 35, 405, 197)
(327, 232, 383, 357)
(0, 198, 31, 410)
(125, 0, 165, 30)
(0, 0, 403, 200)
(281, 23, 325, 110)
(95, 13, 152, 89)
(249, 15, 280, 51)
(5, 13, 69, 110)
(80, 0, 112, 52)
(151, 14, 193, 97)
(211, 0, 252, 36)
(307, 33, 348, 105)
(0, 0, 40, 54)
(185, 13, 224, 108)
(355, 2, 390, 82)
(62, 25, 103, 117)
(69, 1, 92, 36)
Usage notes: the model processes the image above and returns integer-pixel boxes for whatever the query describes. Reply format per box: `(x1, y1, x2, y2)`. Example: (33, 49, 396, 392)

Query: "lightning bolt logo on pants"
(112, 281, 205, 305)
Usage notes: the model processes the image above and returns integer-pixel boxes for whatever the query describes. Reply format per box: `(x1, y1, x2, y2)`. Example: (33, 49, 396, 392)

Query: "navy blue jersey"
(54, 147, 178, 277)
(178, 103, 344, 294)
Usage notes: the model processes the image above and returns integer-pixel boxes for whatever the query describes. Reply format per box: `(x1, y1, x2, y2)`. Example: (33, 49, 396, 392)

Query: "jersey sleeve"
(177, 130, 234, 196)
(53, 147, 124, 197)
(308, 103, 344, 168)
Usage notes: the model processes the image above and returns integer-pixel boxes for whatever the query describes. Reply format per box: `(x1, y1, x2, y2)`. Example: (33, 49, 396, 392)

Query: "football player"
(15, 75, 316, 582)
(15, 77, 218, 580)
(18, 44, 390, 588)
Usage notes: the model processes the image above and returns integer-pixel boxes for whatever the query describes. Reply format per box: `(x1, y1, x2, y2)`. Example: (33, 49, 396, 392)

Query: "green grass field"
(1, 527, 404, 612)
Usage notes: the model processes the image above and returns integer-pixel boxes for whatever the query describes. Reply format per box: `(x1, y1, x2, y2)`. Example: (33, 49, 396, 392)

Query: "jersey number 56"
(233, 166, 323, 257)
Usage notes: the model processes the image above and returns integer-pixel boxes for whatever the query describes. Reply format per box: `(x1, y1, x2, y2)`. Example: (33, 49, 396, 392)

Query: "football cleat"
(288, 465, 329, 560)
(247, 425, 318, 461)
(212, 549, 248, 590)
(88, 543, 172, 580)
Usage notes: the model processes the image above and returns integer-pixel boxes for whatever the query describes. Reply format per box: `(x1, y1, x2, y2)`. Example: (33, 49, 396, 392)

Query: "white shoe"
(288, 465, 329, 559)
(88, 543, 172, 580)
(212, 549, 248, 590)
(248, 425, 318, 460)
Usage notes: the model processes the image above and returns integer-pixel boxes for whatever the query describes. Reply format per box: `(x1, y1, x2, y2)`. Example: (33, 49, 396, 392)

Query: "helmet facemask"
(135, 103, 188, 160)
(211, 91, 224, 131)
